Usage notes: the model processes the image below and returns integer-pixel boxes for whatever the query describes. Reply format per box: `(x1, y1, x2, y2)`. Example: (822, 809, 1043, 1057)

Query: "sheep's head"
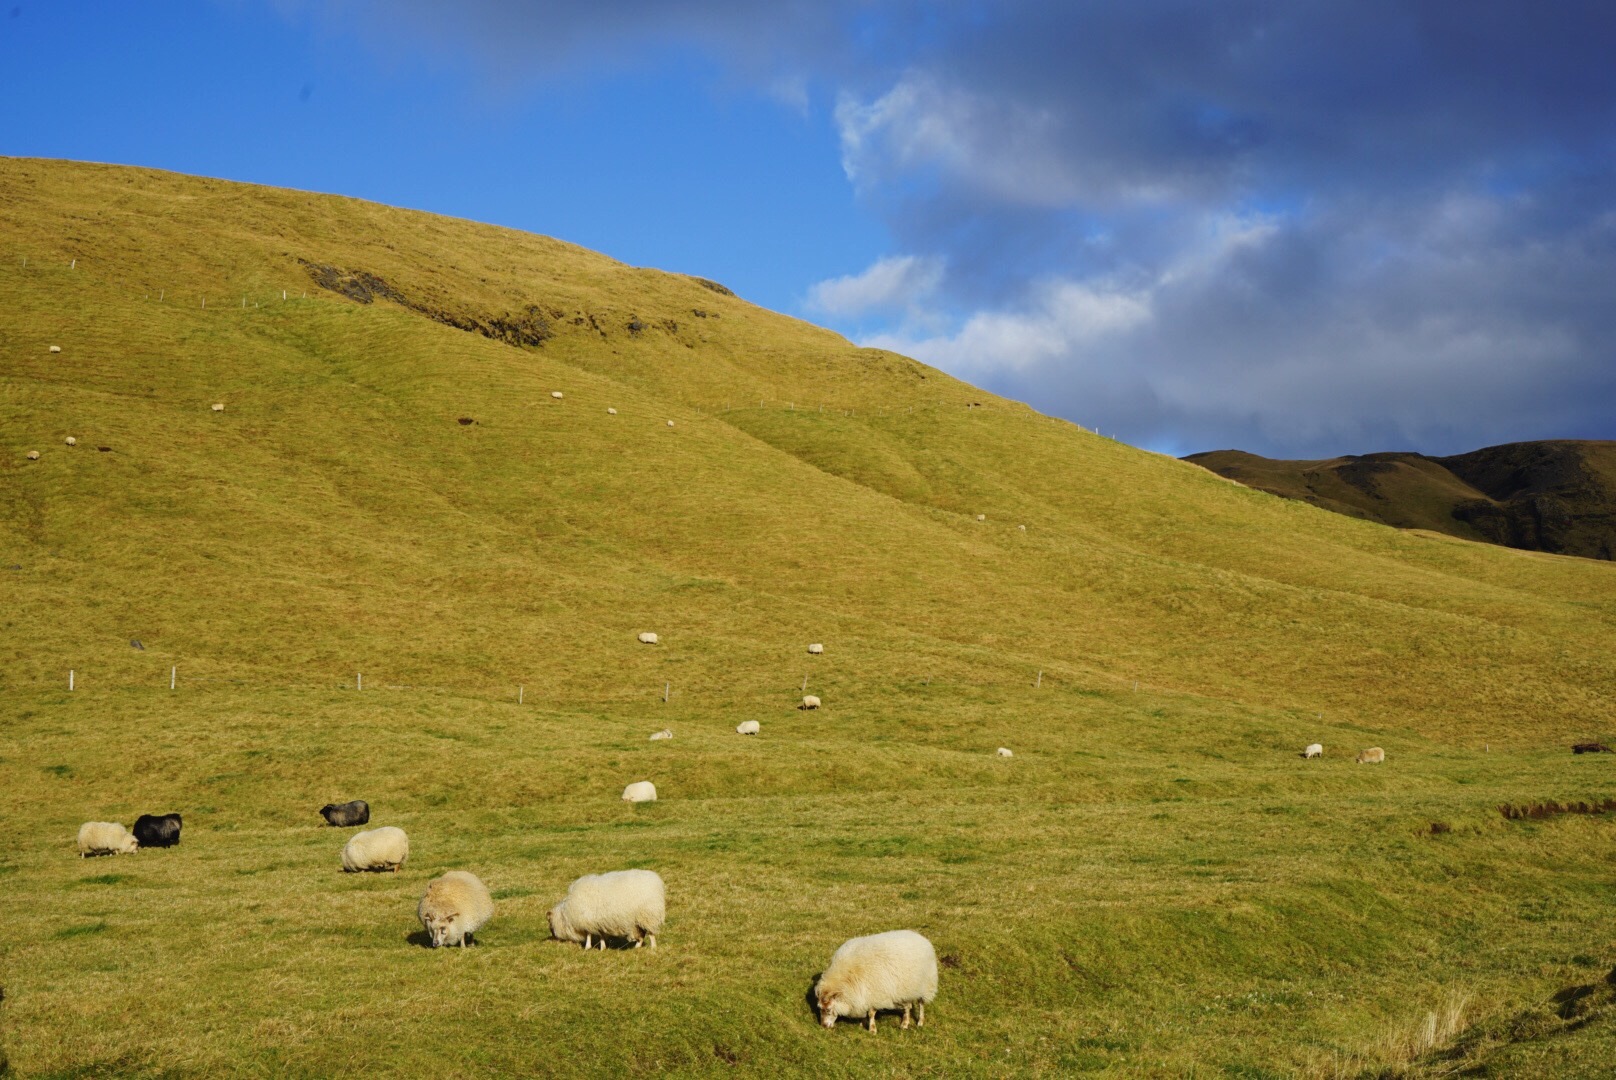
(423, 911, 458, 948)
(816, 988, 842, 1027)
(546, 904, 567, 941)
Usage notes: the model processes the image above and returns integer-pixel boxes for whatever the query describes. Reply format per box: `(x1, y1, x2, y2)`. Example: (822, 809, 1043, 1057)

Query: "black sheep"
(133, 813, 182, 848)
(319, 800, 370, 827)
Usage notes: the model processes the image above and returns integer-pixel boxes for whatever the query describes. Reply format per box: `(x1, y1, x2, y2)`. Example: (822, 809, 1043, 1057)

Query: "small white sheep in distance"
(211, 403, 225, 412)
(65, 436, 77, 446)
(418, 870, 494, 948)
(26, 450, 40, 461)
(77, 821, 138, 857)
(607, 408, 618, 415)
(666, 420, 675, 427)
(816, 929, 939, 1032)
(548, 868, 665, 950)
(551, 391, 564, 399)
(1017, 524, 1026, 532)
(808, 643, 824, 655)
(736, 720, 760, 735)
(637, 632, 659, 645)
(1303, 743, 1324, 759)
(622, 780, 657, 803)
(997, 747, 1013, 758)
(800, 695, 821, 710)
(649, 729, 673, 741)
(341, 826, 409, 872)
(975, 514, 985, 522)
(1357, 747, 1385, 764)
(49, 345, 61, 353)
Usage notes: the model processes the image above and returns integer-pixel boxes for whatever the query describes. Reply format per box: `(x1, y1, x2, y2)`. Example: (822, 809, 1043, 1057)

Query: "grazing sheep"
(622, 781, 657, 803)
(25, 451, 39, 461)
(815, 930, 939, 1032)
(607, 408, 618, 415)
(637, 632, 659, 645)
(1303, 743, 1324, 759)
(210, 403, 224, 412)
(649, 729, 673, 741)
(1572, 742, 1613, 754)
(1018, 525, 1026, 531)
(551, 391, 564, 399)
(341, 826, 409, 872)
(49, 345, 62, 353)
(736, 720, 760, 735)
(319, 800, 370, 827)
(997, 747, 1013, 758)
(77, 822, 138, 857)
(133, 813, 182, 848)
(800, 695, 821, 710)
(1356, 747, 1385, 764)
(808, 643, 824, 655)
(548, 869, 665, 950)
(666, 420, 675, 427)
(418, 870, 494, 948)
(975, 514, 985, 521)
(65, 436, 76, 446)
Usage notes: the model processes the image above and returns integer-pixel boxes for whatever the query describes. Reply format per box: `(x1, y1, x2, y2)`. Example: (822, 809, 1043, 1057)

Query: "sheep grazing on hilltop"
(607, 407, 618, 415)
(551, 391, 564, 399)
(997, 747, 1013, 758)
(666, 420, 675, 427)
(637, 632, 659, 645)
(1303, 743, 1324, 759)
(341, 826, 409, 872)
(418, 870, 494, 948)
(976, 514, 985, 522)
(649, 729, 673, 741)
(1572, 742, 1613, 754)
(736, 720, 760, 735)
(49, 345, 61, 353)
(1356, 747, 1385, 764)
(319, 800, 370, 827)
(64, 436, 76, 446)
(808, 643, 824, 655)
(800, 695, 821, 710)
(1018, 525, 1026, 531)
(25, 451, 40, 461)
(622, 781, 657, 803)
(211, 403, 225, 412)
(133, 813, 182, 848)
(815, 930, 939, 1032)
(548, 869, 665, 950)
(77, 821, 138, 857)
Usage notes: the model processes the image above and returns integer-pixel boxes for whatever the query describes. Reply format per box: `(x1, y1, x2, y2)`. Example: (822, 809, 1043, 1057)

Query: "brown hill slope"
(1186, 441, 1616, 560)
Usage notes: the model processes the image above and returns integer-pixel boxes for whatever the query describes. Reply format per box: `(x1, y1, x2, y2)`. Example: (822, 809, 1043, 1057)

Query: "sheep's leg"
(901, 1004, 912, 1029)
(916, 1002, 925, 1028)
(647, 933, 656, 949)
(598, 938, 607, 950)
(867, 1009, 877, 1032)
(584, 934, 592, 950)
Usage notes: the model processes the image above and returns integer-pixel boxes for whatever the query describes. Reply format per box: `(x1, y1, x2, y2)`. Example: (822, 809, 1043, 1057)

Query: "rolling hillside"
(3, 158, 1615, 1077)
(1187, 443, 1616, 561)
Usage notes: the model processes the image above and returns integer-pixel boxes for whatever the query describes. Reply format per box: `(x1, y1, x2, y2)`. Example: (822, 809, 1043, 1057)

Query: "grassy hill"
(1186, 443, 1616, 561)
(3, 157, 1616, 1077)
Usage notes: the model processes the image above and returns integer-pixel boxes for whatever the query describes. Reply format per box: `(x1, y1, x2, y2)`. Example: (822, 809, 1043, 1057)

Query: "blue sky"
(5, 2, 1615, 458)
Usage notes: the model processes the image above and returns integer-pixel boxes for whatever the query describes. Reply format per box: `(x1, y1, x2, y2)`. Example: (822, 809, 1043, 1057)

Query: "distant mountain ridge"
(1185, 441, 1616, 560)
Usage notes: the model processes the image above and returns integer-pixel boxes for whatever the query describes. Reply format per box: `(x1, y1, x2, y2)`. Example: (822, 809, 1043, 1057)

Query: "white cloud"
(806, 254, 945, 318)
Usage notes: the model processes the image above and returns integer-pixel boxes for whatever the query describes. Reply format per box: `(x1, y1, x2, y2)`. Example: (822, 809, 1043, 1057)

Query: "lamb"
(1302, 743, 1324, 759)
(1356, 747, 1385, 764)
(77, 821, 138, 857)
(649, 729, 673, 741)
(319, 800, 370, 827)
(622, 781, 657, 803)
(133, 813, 182, 848)
(800, 695, 821, 710)
(548, 869, 665, 950)
(638, 632, 659, 645)
(815, 930, 939, 1032)
(736, 720, 760, 735)
(808, 643, 824, 655)
(996, 747, 1013, 758)
(210, 403, 225, 412)
(341, 826, 409, 872)
(418, 870, 494, 948)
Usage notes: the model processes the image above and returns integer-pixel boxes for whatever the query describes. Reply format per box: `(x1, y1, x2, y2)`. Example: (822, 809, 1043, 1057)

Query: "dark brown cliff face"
(1185, 441, 1616, 561)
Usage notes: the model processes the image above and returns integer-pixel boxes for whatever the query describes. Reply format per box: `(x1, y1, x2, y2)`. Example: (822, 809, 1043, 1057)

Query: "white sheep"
(551, 391, 564, 399)
(637, 632, 659, 645)
(607, 408, 618, 415)
(736, 720, 760, 735)
(1303, 743, 1324, 759)
(26, 450, 40, 461)
(976, 514, 985, 521)
(816, 930, 939, 1032)
(548, 868, 665, 950)
(997, 747, 1013, 758)
(1357, 747, 1385, 764)
(622, 780, 657, 803)
(800, 695, 821, 710)
(418, 870, 494, 948)
(65, 436, 77, 446)
(77, 821, 138, 857)
(666, 420, 675, 427)
(211, 403, 225, 412)
(649, 729, 673, 741)
(808, 643, 824, 655)
(1018, 525, 1026, 532)
(341, 826, 409, 872)
(49, 345, 61, 353)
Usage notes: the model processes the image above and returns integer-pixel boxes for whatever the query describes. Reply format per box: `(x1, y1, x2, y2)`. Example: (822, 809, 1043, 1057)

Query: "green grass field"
(3, 158, 1615, 1077)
